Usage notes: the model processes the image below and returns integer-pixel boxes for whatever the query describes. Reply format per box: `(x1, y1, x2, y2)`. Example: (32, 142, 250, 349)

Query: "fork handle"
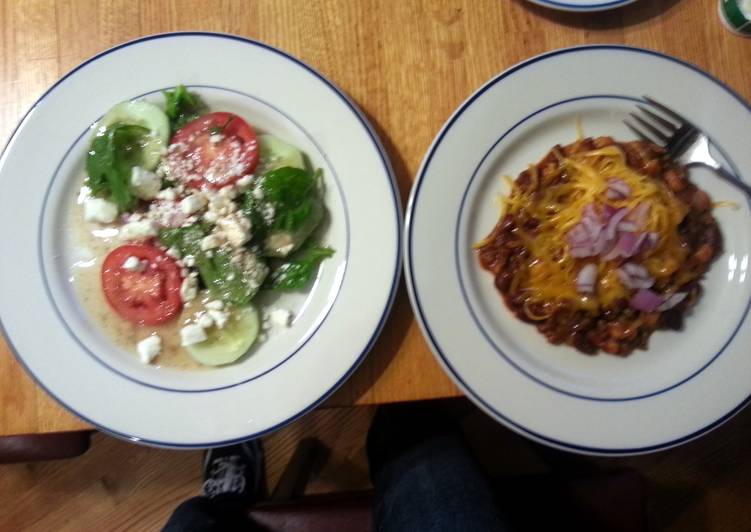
(696, 161, 751, 200)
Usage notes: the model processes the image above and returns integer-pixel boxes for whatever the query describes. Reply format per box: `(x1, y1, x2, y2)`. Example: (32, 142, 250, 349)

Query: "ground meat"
(477, 138, 721, 356)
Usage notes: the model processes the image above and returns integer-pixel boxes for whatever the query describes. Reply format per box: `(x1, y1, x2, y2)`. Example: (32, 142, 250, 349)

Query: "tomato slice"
(168, 112, 259, 190)
(101, 243, 183, 325)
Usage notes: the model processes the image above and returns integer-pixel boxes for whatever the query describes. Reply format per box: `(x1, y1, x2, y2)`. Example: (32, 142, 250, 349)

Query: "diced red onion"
(581, 215, 602, 240)
(570, 244, 594, 258)
(576, 263, 597, 294)
(657, 292, 688, 311)
(630, 289, 663, 312)
(629, 203, 650, 229)
(604, 208, 629, 241)
(602, 231, 647, 261)
(567, 224, 590, 246)
(602, 204, 617, 219)
(623, 262, 648, 278)
(606, 178, 631, 199)
(618, 262, 654, 289)
(567, 202, 659, 261)
(617, 221, 638, 232)
(643, 231, 659, 250)
(591, 229, 612, 256)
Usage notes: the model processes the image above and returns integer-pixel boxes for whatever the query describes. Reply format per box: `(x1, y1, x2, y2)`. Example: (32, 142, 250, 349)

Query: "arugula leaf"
(265, 246, 334, 290)
(163, 85, 206, 133)
(85, 125, 149, 212)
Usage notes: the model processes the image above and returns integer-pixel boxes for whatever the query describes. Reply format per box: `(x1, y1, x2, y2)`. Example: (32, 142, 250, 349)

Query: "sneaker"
(202, 439, 265, 503)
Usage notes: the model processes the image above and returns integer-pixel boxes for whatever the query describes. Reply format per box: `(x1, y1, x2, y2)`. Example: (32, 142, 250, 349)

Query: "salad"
(79, 85, 333, 367)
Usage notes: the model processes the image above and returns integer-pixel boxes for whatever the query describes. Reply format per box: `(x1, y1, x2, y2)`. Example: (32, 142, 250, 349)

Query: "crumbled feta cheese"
(218, 185, 237, 200)
(197, 313, 214, 329)
(131, 166, 162, 200)
(209, 133, 224, 144)
(206, 300, 224, 310)
(266, 232, 294, 256)
(180, 324, 207, 346)
(183, 255, 196, 267)
(208, 309, 229, 329)
(203, 211, 218, 223)
(216, 214, 252, 248)
(236, 175, 254, 189)
(180, 192, 207, 215)
(137, 335, 161, 364)
(262, 202, 275, 224)
(180, 276, 198, 302)
(122, 256, 146, 272)
(166, 247, 182, 259)
(120, 220, 158, 241)
(84, 198, 118, 224)
(270, 308, 292, 328)
(157, 188, 177, 201)
(251, 186, 264, 200)
(200, 234, 221, 251)
(240, 251, 270, 290)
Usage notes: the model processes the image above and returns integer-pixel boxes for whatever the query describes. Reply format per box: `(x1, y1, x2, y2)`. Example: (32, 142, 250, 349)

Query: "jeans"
(163, 405, 507, 532)
(370, 431, 507, 532)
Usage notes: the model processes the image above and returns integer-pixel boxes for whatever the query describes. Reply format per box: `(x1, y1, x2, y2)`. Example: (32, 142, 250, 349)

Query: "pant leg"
(162, 495, 258, 532)
(368, 405, 509, 532)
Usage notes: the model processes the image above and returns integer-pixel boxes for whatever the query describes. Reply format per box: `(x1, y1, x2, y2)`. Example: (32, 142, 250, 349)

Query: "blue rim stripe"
(0, 32, 402, 448)
(406, 44, 751, 454)
(39, 84, 350, 394)
(454, 93, 750, 402)
(531, 0, 633, 9)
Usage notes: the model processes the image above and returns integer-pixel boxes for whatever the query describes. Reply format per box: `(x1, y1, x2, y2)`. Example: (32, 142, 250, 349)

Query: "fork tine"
(629, 112, 669, 143)
(642, 96, 689, 126)
(636, 105, 678, 132)
(624, 119, 659, 144)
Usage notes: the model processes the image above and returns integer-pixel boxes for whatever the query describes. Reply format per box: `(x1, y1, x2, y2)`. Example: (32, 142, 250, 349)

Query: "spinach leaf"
(240, 190, 268, 242)
(265, 246, 334, 290)
(163, 85, 206, 133)
(159, 223, 208, 256)
(243, 167, 325, 257)
(198, 251, 267, 307)
(85, 125, 149, 212)
(158, 224, 268, 306)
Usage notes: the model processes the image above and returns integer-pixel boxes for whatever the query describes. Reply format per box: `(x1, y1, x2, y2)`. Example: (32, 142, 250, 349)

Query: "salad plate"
(526, 0, 637, 11)
(0, 32, 401, 447)
(405, 45, 751, 455)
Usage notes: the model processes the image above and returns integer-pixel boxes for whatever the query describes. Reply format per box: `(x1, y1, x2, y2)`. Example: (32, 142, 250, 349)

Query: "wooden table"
(1, 0, 749, 437)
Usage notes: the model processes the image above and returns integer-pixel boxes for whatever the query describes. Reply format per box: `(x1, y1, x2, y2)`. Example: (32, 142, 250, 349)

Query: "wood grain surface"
(1, 0, 749, 436)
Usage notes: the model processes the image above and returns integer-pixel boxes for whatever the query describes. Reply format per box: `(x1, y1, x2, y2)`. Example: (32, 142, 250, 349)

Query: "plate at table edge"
(0, 32, 402, 448)
(405, 44, 751, 455)
(525, 0, 637, 11)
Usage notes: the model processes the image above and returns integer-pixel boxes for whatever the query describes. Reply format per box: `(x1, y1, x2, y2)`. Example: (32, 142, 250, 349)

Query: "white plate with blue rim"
(405, 45, 751, 455)
(526, 0, 636, 11)
(0, 32, 401, 448)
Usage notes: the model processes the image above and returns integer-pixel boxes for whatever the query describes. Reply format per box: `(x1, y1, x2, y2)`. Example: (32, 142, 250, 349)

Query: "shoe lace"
(202, 456, 247, 498)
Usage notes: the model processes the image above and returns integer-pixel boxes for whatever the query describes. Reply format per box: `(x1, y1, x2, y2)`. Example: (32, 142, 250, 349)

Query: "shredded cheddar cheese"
(501, 144, 689, 312)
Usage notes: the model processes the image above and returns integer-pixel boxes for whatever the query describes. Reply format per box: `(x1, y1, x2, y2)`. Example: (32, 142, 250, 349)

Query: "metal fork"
(625, 96, 751, 198)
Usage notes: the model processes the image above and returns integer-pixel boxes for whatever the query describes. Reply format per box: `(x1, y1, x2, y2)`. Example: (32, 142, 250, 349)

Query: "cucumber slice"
(185, 306, 260, 366)
(99, 101, 170, 169)
(259, 134, 306, 171)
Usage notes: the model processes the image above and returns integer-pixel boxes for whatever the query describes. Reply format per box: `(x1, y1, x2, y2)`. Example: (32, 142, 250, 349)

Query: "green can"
(719, 0, 751, 36)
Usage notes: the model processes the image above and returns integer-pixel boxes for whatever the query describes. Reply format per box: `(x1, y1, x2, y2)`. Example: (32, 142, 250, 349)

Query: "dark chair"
(0, 431, 92, 464)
